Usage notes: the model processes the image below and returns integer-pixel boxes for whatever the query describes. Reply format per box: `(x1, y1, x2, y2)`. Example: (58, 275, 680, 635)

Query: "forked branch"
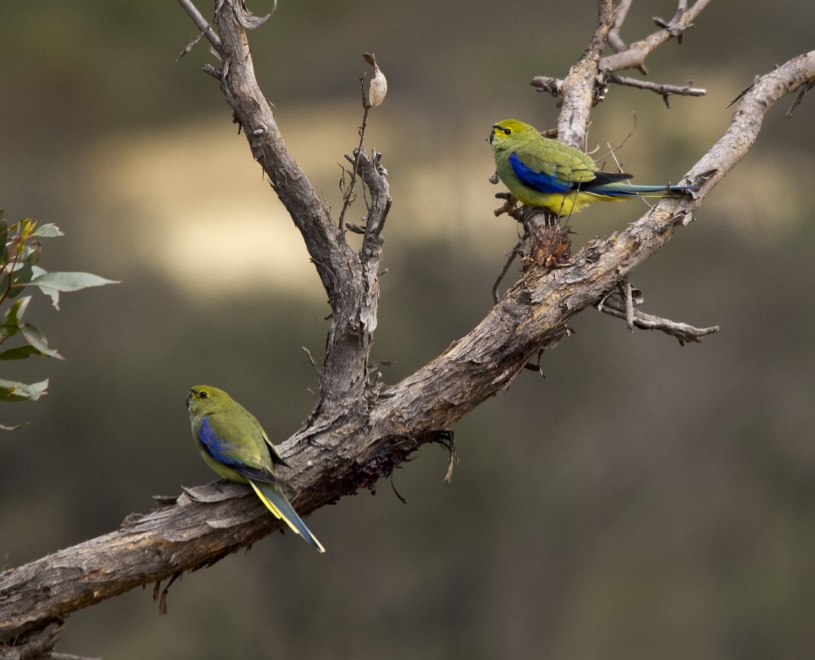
(1, 0, 813, 656)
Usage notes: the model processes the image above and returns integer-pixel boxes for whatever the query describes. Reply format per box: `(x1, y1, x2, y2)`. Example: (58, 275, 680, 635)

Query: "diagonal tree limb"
(176, 0, 222, 51)
(1, 0, 813, 654)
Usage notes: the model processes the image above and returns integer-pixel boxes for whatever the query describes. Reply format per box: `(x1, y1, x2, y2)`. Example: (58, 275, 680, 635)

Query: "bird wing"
(198, 414, 267, 470)
(509, 139, 600, 193)
(258, 426, 289, 468)
(200, 415, 324, 552)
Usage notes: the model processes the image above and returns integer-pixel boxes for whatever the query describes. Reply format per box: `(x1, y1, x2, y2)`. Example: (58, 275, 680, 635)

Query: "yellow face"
(489, 119, 533, 146)
(186, 384, 229, 415)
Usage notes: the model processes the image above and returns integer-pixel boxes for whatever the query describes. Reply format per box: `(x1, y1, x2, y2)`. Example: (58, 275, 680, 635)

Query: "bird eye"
(503, 127, 512, 135)
(199, 391, 208, 398)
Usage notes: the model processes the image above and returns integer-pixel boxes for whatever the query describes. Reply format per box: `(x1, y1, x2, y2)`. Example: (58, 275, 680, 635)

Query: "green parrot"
(186, 385, 325, 553)
(490, 119, 696, 216)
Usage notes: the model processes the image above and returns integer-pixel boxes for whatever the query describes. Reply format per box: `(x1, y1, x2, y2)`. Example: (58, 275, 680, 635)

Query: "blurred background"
(1, 0, 815, 658)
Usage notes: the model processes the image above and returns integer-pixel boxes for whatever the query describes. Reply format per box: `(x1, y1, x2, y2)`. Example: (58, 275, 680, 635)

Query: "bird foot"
(493, 193, 519, 217)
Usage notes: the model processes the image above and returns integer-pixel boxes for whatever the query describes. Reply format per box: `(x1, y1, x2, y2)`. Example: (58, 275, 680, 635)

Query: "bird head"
(186, 385, 232, 416)
(489, 119, 537, 146)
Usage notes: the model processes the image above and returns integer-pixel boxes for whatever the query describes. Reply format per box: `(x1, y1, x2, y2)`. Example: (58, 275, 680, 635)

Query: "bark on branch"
(599, 0, 712, 74)
(1, 0, 812, 655)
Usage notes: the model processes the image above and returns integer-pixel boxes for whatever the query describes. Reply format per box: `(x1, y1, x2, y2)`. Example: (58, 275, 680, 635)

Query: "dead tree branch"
(533, 0, 710, 112)
(606, 73, 706, 106)
(557, 0, 616, 149)
(597, 291, 720, 345)
(1, 0, 813, 655)
(599, 0, 712, 74)
(607, 0, 635, 54)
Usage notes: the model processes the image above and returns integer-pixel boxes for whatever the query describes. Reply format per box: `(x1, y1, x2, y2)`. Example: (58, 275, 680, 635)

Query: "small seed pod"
(363, 52, 387, 108)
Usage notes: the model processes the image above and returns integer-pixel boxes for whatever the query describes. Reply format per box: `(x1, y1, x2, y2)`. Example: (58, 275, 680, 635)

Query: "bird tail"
(249, 480, 326, 553)
(587, 182, 697, 198)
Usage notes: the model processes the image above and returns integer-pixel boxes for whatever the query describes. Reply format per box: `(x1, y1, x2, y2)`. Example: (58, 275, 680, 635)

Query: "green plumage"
(186, 385, 325, 553)
(490, 119, 693, 216)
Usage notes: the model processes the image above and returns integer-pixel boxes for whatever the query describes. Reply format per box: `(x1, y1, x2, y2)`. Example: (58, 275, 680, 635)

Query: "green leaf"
(24, 271, 119, 309)
(31, 223, 64, 238)
(28, 271, 119, 291)
(0, 345, 44, 360)
(0, 421, 28, 431)
(20, 323, 64, 360)
(5, 296, 31, 325)
(8, 261, 33, 299)
(0, 296, 32, 340)
(17, 218, 34, 244)
(0, 326, 18, 341)
(7, 243, 41, 299)
(0, 377, 48, 402)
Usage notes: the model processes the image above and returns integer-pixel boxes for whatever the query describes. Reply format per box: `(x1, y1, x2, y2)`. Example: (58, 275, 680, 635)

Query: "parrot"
(490, 119, 696, 217)
(186, 385, 325, 553)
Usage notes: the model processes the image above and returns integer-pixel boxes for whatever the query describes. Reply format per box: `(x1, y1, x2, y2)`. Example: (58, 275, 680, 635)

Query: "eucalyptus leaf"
(0, 377, 49, 402)
(27, 271, 119, 291)
(25, 271, 119, 309)
(0, 422, 27, 431)
(8, 255, 35, 299)
(0, 296, 32, 340)
(5, 296, 31, 325)
(32, 223, 64, 238)
(20, 323, 64, 360)
(0, 345, 44, 360)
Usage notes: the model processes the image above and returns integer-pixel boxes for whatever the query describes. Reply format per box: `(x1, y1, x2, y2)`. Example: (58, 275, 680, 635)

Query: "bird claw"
(494, 194, 519, 217)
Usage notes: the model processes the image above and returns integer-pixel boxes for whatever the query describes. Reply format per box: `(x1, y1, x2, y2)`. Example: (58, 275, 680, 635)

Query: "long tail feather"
(588, 183, 697, 198)
(249, 480, 325, 553)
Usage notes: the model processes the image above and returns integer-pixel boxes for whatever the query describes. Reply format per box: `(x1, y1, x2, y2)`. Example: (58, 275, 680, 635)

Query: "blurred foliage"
(0, 213, 116, 417)
(1, 1, 815, 659)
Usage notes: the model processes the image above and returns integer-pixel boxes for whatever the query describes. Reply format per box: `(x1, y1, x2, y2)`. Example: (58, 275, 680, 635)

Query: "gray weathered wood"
(1, 0, 812, 655)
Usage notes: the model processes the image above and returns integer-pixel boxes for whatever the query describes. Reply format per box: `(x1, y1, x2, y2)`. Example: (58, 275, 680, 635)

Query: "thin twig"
(597, 294, 719, 345)
(599, 0, 712, 74)
(786, 79, 815, 118)
(593, 113, 637, 164)
(607, 73, 706, 108)
(492, 237, 525, 304)
(176, 0, 222, 50)
(390, 473, 408, 504)
(339, 77, 370, 231)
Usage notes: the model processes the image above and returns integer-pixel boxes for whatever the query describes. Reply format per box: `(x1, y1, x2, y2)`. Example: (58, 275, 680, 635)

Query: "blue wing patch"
(509, 152, 571, 194)
(198, 415, 243, 467)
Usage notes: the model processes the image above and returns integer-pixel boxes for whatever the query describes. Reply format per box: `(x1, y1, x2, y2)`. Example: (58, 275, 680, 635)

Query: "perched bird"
(490, 119, 695, 217)
(186, 385, 325, 553)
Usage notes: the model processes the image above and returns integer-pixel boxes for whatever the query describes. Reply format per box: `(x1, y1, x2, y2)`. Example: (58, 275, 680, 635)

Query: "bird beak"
(489, 130, 494, 145)
(186, 390, 193, 409)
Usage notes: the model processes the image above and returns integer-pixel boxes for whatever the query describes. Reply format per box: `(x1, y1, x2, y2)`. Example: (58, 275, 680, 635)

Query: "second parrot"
(186, 385, 325, 553)
(490, 119, 696, 217)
